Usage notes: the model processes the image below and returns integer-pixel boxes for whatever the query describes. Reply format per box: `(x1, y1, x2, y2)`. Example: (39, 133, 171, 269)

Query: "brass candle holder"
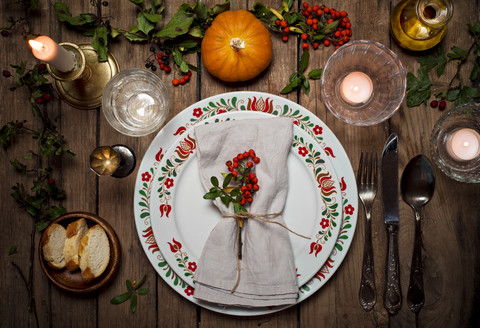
(89, 145, 136, 178)
(47, 43, 119, 110)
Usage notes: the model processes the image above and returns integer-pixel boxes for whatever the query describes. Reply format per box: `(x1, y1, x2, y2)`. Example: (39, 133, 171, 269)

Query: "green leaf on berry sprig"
(280, 50, 322, 95)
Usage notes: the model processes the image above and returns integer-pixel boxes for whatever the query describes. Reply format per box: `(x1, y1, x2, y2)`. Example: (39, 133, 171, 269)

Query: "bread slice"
(79, 225, 110, 282)
(63, 218, 88, 271)
(42, 223, 67, 270)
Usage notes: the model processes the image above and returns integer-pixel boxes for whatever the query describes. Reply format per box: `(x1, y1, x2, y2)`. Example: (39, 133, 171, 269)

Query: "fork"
(357, 152, 378, 312)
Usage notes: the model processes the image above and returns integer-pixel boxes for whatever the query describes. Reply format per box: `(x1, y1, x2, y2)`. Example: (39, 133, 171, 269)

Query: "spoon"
(400, 155, 435, 314)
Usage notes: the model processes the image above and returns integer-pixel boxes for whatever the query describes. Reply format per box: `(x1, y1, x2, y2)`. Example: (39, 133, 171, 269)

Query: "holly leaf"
(447, 46, 468, 61)
(137, 12, 154, 36)
(208, 0, 230, 16)
(280, 76, 304, 94)
(124, 32, 149, 42)
(406, 68, 431, 107)
(308, 68, 323, 79)
(299, 50, 309, 74)
(111, 292, 132, 304)
(417, 46, 447, 77)
(91, 26, 108, 62)
(152, 11, 195, 38)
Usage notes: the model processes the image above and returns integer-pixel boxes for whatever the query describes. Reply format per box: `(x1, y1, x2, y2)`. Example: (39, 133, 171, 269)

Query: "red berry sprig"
(204, 149, 261, 213)
(271, 2, 352, 51)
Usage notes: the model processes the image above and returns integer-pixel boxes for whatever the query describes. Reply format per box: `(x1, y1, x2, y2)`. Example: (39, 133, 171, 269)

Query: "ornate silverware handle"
(359, 211, 376, 311)
(384, 225, 401, 315)
(407, 218, 424, 313)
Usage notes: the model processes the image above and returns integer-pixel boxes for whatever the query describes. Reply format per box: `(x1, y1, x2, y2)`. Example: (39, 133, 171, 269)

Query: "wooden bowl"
(39, 211, 121, 294)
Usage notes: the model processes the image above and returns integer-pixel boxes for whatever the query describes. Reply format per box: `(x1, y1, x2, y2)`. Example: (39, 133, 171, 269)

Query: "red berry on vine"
(280, 20, 288, 28)
(179, 78, 186, 85)
(253, 157, 260, 163)
(246, 197, 253, 203)
(302, 43, 309, 50)
(324, 39, 331, 46)
(275, 19, 281, 26)
(302, 2, 308, 9)
(47, 178, 55, 185)
(247, 161, 253, 168)
(246, 184, 253, 190)
(42, 93, 51, 101)
(1, 30, 9, 37)
(172, 79, 180, 86)
(3, 70, 11, 78)
(282, 35, 289, 42)
(16, 122, 23, 129)
(253, 184, 259, 191)
(233, 162, 239, 168)
(283, 27, 290, 34)
(35, 97, 43, 104)
(226, 160, 232, 167)
(164, 66, 171, 73)
(439, 100, 447, 110)
(316, 9, 323, 16)
(241, 186, 247, 192)
(430, 100, 438, 108)
(232, 171, 238, 177)
(301, 33, 308, 40)
(239, 198, 246, 205)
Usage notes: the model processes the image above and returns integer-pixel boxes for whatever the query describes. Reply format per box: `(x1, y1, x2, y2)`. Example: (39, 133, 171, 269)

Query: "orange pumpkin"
(201, 10, 273, 82)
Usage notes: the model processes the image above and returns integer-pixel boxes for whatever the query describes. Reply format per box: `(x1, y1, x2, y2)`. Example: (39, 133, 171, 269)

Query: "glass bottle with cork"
(391, 0, 453, 51)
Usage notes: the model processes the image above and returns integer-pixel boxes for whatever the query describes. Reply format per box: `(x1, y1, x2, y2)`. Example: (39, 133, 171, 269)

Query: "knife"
(381, 133, 402, 315)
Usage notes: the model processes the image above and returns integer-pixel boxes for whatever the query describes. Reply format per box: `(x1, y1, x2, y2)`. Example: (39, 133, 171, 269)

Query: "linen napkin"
(193, 117, 298, 307)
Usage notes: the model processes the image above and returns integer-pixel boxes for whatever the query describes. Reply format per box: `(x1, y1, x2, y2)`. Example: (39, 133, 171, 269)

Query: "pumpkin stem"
(230, 38, 246, 52)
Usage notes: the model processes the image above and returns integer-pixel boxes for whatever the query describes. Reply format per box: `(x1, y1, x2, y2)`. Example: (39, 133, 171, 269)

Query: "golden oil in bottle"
(391, 0, 453, 51)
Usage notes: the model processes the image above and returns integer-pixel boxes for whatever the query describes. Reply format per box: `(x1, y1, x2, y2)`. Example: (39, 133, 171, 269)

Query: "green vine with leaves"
(406, 21, 480, 108)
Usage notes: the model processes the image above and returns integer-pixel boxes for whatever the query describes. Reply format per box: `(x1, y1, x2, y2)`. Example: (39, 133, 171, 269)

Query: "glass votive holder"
(320, 40, 406, 126)
(430, 103, 480, 183)
(102, 68, 170, 137)
(89, 145, 136, 178)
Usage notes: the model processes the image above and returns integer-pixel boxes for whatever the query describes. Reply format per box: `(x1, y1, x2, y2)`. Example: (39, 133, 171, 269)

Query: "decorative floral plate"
(134, 92, 358, 316)
(150, 111, 342, 288)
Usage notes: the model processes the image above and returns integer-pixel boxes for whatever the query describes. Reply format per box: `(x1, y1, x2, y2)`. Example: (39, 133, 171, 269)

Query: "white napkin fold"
(193, 117, 298, 307)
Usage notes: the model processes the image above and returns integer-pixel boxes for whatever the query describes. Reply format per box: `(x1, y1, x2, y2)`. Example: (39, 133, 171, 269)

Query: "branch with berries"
(251, 1, 352, 94)
(203, 149, 260, 214)
(1, 61, 74, 230)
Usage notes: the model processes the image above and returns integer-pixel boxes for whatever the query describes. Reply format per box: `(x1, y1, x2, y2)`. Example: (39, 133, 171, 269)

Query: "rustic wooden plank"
(44, 1, 99, 327)
(0, 3, 47, 326)
(298, 0, 391, 327)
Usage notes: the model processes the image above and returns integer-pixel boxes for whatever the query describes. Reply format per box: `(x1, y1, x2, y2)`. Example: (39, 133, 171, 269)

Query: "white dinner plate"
(133, 92, 358, 316)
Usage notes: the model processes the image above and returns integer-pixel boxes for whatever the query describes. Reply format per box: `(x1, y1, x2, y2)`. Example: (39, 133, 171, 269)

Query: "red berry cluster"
(275, 2, 352, 51)
(226, 149, 260, 205)
(172, 70, 192, 86)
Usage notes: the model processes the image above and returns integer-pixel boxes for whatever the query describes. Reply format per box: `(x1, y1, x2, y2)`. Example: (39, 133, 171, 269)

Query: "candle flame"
(29, 40, 45, 51)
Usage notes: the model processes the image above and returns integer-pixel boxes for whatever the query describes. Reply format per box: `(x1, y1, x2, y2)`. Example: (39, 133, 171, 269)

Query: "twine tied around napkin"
(223, 211, 311, 293)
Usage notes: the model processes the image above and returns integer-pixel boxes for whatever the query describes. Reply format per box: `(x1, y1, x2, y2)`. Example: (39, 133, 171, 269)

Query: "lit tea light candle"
(29, 36, 75, 73)
(339, 72, 373, 105)
(446, 128, 480, 161)
(89, 146, 120, 176)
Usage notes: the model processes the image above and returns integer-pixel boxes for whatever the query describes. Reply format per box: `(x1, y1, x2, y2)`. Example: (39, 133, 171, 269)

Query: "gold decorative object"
(89, 145, 136, 178)
(47, 43, 119, 110)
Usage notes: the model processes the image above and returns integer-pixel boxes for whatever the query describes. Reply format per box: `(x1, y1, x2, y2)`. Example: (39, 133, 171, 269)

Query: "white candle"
(339, 72, 373, 104)
(28, 36, 75, 73)
(446, 128, 480, 161)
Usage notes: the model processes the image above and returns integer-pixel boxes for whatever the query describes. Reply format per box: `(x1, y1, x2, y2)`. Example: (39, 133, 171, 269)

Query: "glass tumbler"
(102, 68, 170, 137)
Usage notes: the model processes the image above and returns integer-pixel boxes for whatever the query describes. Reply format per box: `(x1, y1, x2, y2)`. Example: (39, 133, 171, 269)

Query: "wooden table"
(1, 1, 479, 327)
